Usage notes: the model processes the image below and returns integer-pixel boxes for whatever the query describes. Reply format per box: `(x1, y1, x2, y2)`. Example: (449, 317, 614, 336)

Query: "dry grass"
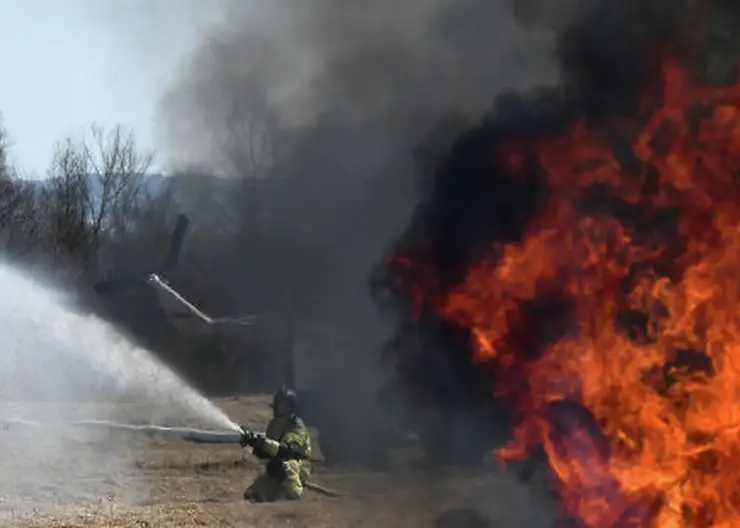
(1, 396, 558, 528)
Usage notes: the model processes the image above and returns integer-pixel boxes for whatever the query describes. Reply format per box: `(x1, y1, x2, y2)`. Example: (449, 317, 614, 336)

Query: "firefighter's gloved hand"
(239, 428, 260, 448)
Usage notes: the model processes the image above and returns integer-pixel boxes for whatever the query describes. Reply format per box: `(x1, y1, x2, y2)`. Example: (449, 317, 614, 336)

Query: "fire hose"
(0, 417, 244, 442)
(0, 417, 344, 497)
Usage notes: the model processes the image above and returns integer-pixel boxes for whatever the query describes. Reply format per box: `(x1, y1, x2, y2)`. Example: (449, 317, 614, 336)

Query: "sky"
(0, 0, 223, 178)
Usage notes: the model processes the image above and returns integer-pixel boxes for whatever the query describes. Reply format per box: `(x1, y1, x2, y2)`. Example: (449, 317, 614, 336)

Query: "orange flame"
(430, 57, 740, 526)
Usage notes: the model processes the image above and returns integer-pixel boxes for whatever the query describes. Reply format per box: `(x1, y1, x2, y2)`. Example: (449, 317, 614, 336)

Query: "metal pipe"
(0, 417, 249, 444)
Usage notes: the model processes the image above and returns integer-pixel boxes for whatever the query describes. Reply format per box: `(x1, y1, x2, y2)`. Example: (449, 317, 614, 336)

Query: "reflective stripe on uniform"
(282, 427, 312, 456)
(261, 438, 281, 458)
(283, 460, 305, 499)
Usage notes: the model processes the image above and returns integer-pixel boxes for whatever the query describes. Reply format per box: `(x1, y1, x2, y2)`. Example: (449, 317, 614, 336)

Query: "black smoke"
(370, 0, 730, 465)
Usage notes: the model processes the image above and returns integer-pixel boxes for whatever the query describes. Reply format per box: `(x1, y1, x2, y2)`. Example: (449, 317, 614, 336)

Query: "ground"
(0, 396, 559, 527)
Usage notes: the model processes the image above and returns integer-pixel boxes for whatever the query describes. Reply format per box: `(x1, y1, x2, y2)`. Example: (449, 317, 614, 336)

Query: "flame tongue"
(415, 57, 740, 526)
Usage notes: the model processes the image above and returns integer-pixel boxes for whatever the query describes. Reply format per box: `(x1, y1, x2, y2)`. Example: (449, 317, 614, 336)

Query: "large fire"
(392, 55, 740, 526)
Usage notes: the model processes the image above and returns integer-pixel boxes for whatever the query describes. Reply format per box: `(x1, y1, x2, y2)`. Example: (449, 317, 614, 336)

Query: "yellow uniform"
(244, 414, 312, 501)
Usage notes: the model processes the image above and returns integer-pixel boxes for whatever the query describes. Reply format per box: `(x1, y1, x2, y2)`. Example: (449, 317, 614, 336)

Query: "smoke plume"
(160, 0, 562, 168)
(152, 0, 575, 463)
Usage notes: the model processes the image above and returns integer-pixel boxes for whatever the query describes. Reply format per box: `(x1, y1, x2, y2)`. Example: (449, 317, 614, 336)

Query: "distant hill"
(21, 173, 170, 206)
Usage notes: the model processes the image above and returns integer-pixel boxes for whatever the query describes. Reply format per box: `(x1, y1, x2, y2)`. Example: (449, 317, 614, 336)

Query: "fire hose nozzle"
(239, 425, 261, 448)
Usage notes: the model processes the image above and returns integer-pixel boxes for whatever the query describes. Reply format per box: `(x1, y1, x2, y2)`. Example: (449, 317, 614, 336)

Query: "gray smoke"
(151, 0, 573, 454)
(159, 0, 563, 169)
(156, 0, 567, 298)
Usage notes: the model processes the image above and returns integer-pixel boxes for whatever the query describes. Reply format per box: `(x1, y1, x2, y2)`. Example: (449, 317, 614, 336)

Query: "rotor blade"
(147, 273, 213, 324)
(161, 214, 190, 275)
(208, 314, 268, 326)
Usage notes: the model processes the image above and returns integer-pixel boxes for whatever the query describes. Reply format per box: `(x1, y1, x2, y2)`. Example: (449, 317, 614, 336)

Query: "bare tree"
(0, 119, 18, 226)
(0, 117, 40, 254)
(39, 124, 153, 277)
(85, 123, 153, 238)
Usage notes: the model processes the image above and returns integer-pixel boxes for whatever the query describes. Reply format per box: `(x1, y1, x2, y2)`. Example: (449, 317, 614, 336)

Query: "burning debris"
(377, 1, 740, 526)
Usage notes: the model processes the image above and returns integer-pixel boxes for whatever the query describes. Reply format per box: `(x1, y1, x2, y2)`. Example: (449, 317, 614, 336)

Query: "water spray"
(0, 258, 251, 512)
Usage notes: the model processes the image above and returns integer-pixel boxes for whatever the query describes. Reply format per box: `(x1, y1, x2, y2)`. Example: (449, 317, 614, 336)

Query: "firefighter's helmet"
(272, 385, 298, 417)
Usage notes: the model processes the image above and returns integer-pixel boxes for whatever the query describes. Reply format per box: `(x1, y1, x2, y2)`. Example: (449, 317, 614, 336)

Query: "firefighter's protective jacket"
(247, 414, 312, 500)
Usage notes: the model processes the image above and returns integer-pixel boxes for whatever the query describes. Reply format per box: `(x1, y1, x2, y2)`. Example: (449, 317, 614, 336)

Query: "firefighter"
(241, 386, 312, 502)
